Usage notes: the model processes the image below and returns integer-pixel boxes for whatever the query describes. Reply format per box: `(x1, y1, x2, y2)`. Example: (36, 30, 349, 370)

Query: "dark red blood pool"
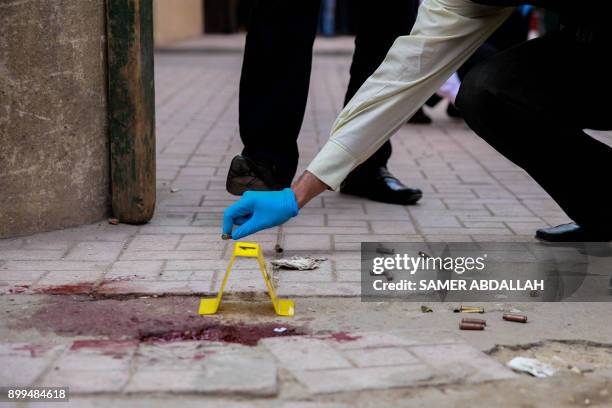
(139, 323, 305, 346)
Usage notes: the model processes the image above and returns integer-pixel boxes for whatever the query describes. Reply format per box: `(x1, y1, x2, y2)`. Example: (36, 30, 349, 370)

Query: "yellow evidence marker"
(198, 242, 295, 316)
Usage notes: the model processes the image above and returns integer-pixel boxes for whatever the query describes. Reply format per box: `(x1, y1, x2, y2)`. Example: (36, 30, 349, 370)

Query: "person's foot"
(535, 223, 612, 242)
(407, 107, 432, 125)
(340, 167, 422, 205)
(446, 102, 462, 119)
(226, 155, 284, 196)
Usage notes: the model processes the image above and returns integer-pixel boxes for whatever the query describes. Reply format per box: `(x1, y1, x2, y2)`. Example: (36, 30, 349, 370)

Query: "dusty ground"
(2, 295, 612, 406)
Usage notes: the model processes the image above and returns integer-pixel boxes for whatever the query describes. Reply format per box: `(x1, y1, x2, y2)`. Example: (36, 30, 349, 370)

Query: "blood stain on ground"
(139, 323, 305, 346)
(18, 297, 309, 346)
(31, 277, 138, 295)
(12, 344, 54, 358)
(32, 282, 95, 295)
(326, 332, 362, 342)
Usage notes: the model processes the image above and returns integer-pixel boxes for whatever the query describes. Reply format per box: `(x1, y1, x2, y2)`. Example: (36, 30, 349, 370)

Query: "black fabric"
(239, 0, 419, 187)
(457, 29, 612, 234)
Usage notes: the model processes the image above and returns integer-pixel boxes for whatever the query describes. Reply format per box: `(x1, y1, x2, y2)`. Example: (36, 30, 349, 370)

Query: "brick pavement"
(1, 48, 591, 298)
(0, 330, 517, 397)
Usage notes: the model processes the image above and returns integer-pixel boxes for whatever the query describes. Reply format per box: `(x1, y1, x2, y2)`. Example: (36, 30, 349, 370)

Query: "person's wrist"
(283, 188, 299, 216)
(291, 185, 308, 209)
(291, 171, 328, 209)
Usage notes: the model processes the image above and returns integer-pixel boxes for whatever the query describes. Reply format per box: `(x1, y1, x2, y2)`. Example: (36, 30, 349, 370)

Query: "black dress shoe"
(407, 107, 432, 125)
(340, 167, 422, 205)
(226, 155, 284, 196)
(535, 223, 612, 242)
(446, 102, 462, 119)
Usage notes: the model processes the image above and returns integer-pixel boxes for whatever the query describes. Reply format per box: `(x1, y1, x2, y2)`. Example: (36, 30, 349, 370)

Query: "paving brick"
(1, 261, 109, 271)
(120, 250, 223, 261)
(106, 260, 164, 279)
(165, 259, 228, 270)
(126, 235, 181, 251)
(282, 226, 370, 235)
(65, 242, 124, 261)
(0, 250, 65, 261)
(127, 343, 277, 396)
(278, 282, 360, 297)
(147, 213, 196, 226)
(96, 280, 192, 295)
(0, 270, 47, 281)
(324, 332, 419, 351)
(41, 369, 130, 393)
(370, 221, 416, 234)
(52, 340, 137, 371)
(0, 343, 67, 386)
(284, 214, 325, 227)
(409, 343, 518, 383)
(139, 226, 220, 235)
(261, 337, 352, 371)
(33, 270, 103, 286)
(343, 347, 421, 367)
(283, 235, 332, 251)
(293, 364, 434, 394)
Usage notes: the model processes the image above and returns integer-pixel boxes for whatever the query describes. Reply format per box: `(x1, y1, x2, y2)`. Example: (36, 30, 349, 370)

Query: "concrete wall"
(154, 0, 204, 46)
(0, 0, 110, 238)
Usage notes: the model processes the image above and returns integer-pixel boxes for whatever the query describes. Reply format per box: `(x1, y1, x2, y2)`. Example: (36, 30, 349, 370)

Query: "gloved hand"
(222, 188, 299, 240)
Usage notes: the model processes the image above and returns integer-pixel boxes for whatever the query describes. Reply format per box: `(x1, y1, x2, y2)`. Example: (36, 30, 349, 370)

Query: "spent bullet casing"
(461, 318, 486, 326)
(503, 313, 528, 323)
(221, 233, 231, 240)
(454, 305, 485, 313)
(459, 322, 485, 330)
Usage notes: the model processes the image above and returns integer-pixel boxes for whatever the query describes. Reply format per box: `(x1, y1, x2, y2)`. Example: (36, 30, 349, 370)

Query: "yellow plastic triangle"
(199, 242, 295, 316)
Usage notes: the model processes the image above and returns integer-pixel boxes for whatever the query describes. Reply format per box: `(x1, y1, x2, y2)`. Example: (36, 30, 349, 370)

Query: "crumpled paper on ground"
(270, 256, 327, 270)
(507, 357, 555, 378)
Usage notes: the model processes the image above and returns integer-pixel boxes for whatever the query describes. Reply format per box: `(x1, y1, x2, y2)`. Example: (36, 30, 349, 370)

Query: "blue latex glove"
(222, 188, 299, 240)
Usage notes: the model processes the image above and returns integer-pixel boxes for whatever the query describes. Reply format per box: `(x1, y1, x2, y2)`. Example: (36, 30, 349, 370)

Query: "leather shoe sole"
(536, 222, 612, 243)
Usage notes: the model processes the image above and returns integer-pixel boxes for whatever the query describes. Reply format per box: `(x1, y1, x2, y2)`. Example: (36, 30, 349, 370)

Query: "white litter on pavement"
(273, 327, 287, 333)
(507, 357, 556, 378)
(270, 256, 327, 270)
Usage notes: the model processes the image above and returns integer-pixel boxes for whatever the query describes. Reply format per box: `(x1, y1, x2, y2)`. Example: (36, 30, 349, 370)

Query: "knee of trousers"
(456, 64, 511, 140)
(456, 64, 494, 121)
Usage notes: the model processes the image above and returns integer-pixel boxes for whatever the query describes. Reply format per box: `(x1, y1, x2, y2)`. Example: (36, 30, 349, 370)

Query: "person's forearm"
(291, 171, 328, 209)
(307, 0, 513, 190)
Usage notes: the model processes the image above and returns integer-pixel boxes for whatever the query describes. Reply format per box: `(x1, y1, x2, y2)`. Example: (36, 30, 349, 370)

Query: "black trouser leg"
(457, 30, 612, 233)
(238, 0, 320, 187)
(344, 0, 419, 178)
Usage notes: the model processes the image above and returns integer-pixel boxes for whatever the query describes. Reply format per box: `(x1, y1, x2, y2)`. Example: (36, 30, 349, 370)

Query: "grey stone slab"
(343, 347, 421, 368)
(293, 364, 434, 394)
(262, 337, 352, 372)
(126, 345, 277, 396)
(65, 242, 124, 262)
(0, 343, 67, 386)
(409, 343, 518, 383)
